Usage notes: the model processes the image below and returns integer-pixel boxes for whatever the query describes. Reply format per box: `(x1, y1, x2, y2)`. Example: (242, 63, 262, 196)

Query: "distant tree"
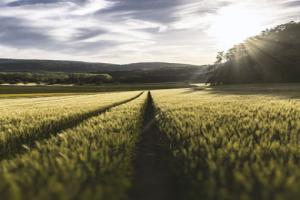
(215, 51, 225, 65)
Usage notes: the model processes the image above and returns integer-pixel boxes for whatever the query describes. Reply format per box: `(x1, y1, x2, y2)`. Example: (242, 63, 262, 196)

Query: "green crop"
(0, 92, 146, 200)
(153, 89, 300, 200)
(0, 87, 299, 200)
(0, 91, 141, 159)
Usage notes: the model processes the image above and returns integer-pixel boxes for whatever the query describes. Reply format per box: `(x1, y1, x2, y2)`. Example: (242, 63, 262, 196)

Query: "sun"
(209, 6, 264, 51)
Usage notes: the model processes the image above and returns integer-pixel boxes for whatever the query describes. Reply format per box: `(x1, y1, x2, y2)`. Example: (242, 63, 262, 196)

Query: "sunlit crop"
(0, 91, 141, 159)
(0, 87, 299, 200)
(0, 92, 146, 200)
(153, 89, 300, 200)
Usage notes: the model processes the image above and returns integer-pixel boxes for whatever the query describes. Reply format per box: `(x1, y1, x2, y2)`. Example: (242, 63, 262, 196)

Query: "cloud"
(0, 16, 53, 48)
(281, 0, 300, 7)
(71, 28, 108, 41)
(97, 0, 183, 23)
(0, 0, 299, 64)
(6, 0, 86, 6)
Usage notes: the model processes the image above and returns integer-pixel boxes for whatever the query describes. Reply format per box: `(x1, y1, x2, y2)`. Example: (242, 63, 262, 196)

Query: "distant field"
(193, 83, 300, 98)
(0, 82, 190, 98)
(0, 84, 299, 200)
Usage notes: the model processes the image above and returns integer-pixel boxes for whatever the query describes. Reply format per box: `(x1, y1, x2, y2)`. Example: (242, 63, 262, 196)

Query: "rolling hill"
(0, 59, 204, 73)
(0, 59, 208, 84)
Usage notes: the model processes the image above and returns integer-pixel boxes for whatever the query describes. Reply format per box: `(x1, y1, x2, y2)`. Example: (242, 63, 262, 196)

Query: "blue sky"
(0, 0, 299, 64)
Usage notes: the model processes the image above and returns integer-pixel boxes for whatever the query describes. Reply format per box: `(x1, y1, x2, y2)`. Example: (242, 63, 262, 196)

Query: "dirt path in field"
(1, 92, 144, 161)
(130, 92, 177, 200)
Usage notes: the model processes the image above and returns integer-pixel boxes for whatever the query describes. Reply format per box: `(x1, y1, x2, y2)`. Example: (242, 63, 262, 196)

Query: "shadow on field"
(182, 83, 300, 99)
(130, 92, 178, 200)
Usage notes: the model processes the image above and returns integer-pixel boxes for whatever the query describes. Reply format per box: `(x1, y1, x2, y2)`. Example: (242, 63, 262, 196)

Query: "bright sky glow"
(0, 0, 299, 65)
(209, 5, 265, 50)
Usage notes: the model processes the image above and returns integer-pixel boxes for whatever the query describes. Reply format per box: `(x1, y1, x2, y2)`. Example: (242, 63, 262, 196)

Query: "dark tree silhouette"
(207, 21, 300, 84)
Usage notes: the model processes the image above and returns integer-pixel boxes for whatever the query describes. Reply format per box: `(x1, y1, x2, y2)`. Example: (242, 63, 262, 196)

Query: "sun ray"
(209, 5, 265, 51)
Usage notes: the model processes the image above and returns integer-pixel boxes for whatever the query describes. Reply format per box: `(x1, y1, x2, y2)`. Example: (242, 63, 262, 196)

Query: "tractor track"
(130, 91, 177, 200)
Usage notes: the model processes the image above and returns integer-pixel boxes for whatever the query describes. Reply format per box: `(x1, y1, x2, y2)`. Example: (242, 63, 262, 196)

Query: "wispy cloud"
(0, 0, 299, 64)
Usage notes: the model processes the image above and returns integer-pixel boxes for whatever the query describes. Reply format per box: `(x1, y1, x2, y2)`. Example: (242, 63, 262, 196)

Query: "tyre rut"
(130, 91, 177, 200)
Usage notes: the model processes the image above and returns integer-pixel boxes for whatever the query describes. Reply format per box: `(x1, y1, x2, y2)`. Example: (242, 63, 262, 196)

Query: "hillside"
(207, 21, 300, 85)
(0, 59, 203, 73)
(0, 59, 117, 72)
(0, 59, 208, 84)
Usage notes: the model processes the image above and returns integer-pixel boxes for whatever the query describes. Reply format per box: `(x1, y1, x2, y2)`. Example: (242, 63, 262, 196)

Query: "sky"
(0, 0, 299, 65)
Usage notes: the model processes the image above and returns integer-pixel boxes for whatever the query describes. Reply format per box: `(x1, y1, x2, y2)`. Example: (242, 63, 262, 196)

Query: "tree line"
(0, 73, 112, 85)
(207, 21, 300, 85)
(0, 67, 208, 85)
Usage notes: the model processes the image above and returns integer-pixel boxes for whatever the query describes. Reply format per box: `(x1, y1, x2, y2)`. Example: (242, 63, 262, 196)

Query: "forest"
(0, 67, 207, 85)
(207, 21, 300, 84)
